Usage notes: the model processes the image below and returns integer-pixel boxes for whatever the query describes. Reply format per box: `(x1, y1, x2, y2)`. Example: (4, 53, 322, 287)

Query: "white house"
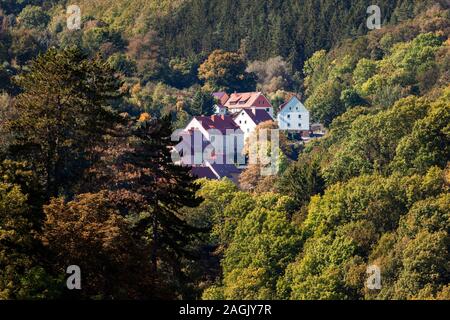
(277, 96, 310, 131)
(233, 108, 273, 141)
(176, 114, 244, 168)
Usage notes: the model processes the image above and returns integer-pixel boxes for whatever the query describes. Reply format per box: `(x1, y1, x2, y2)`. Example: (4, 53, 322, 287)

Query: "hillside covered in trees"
(191, 7, 450, 299)
(0, 0, 449, 300)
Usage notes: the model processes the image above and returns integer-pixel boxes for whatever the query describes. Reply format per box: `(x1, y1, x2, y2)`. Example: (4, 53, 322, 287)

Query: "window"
(287, 114, 291, 119)
(239, 120, 242, 124)
(266, 108, 269, 112)
(287, 123, 291, 128)
(244, 120, 247, 124)
(298, 114, 301, 119)
(247, 128, 250, 132)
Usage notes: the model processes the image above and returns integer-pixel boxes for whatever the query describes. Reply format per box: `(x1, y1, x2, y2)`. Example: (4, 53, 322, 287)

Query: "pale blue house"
(277, 96, 310, 131)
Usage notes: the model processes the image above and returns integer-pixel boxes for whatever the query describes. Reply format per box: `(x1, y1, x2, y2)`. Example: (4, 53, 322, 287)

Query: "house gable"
(277, 96, 310, 131)
(184, 117, 210, 139)
(279, 96, 308, 115)
(234, 110, 257, 130)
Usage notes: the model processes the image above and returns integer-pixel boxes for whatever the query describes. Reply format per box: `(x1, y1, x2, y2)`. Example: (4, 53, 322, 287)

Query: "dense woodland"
(0, 0, 449, 299)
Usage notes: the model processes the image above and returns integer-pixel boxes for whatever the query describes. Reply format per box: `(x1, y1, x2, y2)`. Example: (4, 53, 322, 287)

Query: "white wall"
(182, 117, 245, 166)
(233, 111, 257, 141)
(277, 98, 309, 131)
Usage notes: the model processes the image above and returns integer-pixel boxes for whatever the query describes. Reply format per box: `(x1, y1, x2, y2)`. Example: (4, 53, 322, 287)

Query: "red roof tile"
(194, 115, 240, 134)
(191, 166, 218, 179)
(212, 92, 230, 105)
(241, 109, 273, 125)
(224, 92, 272, 109)
(191, 163, 241, 180)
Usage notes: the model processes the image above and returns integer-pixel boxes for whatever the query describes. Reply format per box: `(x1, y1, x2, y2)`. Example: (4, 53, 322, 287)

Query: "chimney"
(252, 107, 257, 115)
(220, 114, 226, 120)
(211, 115, 216, 121)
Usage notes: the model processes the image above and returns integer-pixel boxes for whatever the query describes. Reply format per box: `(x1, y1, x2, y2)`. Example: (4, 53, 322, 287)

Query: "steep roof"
(210, 163, 241, 178)
(238, 108, 273, 125)
(279, 96, 309, 113)
(193, 115, 240, 134)
(224, 92, 271, 109)
(191, 166, 218, 179)
(191, 162, 241, 180)
(212, 92, 230, 105)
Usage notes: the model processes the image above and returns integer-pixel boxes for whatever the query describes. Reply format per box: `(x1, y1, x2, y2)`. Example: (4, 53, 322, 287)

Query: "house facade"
(233, 108, 274, 141)
(175, 115, 244, 181)
(224, 92, 274, 118)
(277, 96, 310, 131)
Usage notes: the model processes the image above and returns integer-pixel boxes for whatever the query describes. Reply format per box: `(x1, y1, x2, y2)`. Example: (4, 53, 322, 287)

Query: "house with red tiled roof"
(184, 114, 240, 140)
(224, 92, 274, 118)
(233, 108, 274, 140)
(212, 92, 229, 115)
(191, 162, 241, 183)
(212, 92, 230, 105)
(176, 114, 244, 181)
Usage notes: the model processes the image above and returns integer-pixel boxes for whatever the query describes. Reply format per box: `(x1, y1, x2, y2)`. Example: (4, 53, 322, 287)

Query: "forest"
(0, 0, 449, 299)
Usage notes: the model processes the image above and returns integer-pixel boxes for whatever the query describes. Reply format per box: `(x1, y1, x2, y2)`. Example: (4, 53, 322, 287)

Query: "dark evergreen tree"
(86, 115, 203, 298)
(277, 158, 325, 209)
(188, 89, 215, 116)
(8, 47, 123, 200)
